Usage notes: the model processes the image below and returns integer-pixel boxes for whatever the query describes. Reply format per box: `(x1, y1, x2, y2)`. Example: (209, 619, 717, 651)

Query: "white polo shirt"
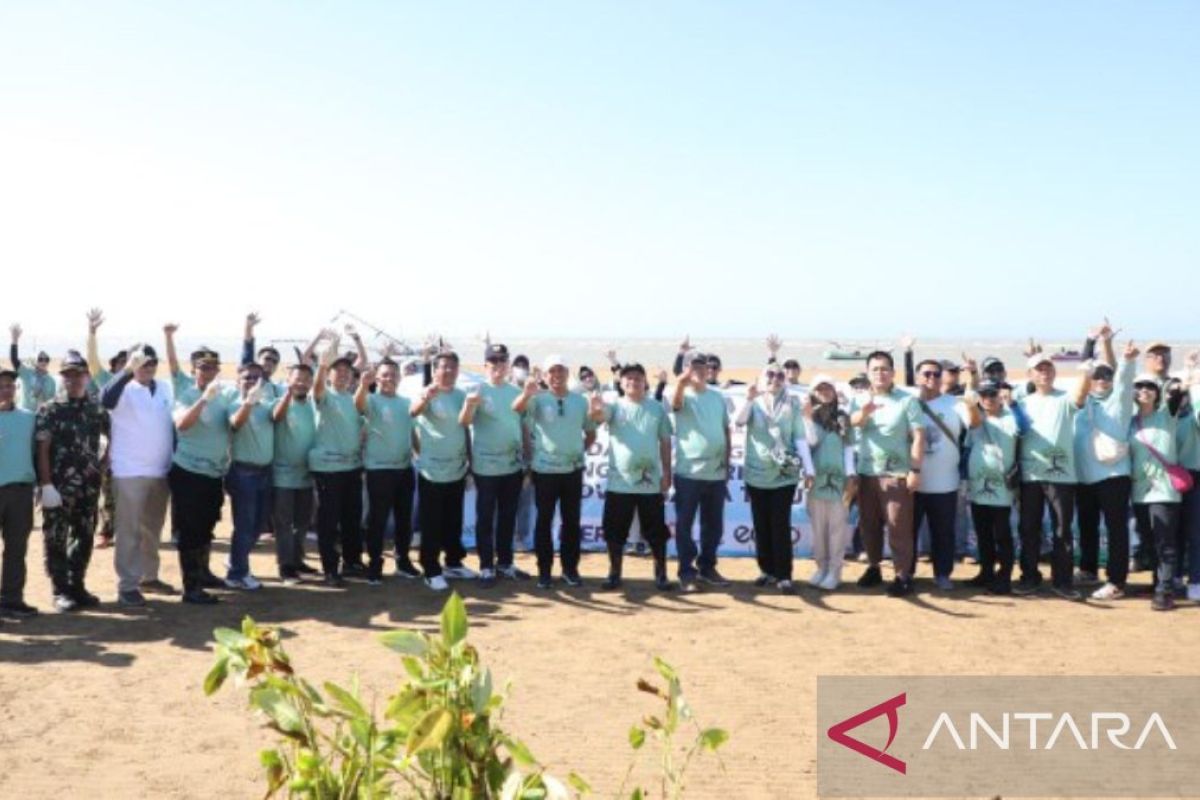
(110, 379, 175, 479)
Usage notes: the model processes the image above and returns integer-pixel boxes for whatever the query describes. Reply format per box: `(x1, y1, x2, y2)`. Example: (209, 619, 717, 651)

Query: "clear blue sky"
(1, 2, 1196, 342)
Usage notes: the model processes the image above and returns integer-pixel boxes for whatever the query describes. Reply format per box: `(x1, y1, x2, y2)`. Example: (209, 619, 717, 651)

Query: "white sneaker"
(224, 575, 263, 591)
(1187, 583, 1200, 603)
(807, 568, 827, 588)
(819, 570, 841, 591)
(1091, 582, 1124, 601)
(425, 575, 450, 592)
(443, 565, 478, 580)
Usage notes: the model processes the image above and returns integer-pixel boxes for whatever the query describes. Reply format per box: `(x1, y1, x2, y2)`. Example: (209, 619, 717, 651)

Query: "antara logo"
(826, 692, 907, 774)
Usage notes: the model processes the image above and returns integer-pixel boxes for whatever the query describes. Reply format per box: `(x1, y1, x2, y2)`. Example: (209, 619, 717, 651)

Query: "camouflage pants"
(99, 465, 116, 538)
(43, 496, 98, 594)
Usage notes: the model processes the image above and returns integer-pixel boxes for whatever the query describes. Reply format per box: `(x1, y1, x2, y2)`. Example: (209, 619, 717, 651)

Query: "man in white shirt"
(101, 344, 175, 606)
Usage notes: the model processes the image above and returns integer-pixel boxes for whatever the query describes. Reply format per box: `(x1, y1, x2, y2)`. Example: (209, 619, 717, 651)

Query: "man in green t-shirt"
(0, 368, 37, 617)
(670, 351, 731, 591)
(514, 354, 597, 589)
(461, 343, 528, 587)
(412, 351, 471, 591)
(589, 363, 674, 591)
(272, 363, 318, 583)
(8, 324, 57, 412)
(225, 362, 277, 590)
(850, 351, 926, 597)
(1015, 353, 1090, 599)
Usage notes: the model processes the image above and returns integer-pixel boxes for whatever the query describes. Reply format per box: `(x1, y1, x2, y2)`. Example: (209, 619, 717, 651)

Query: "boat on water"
(822, 342, 890, 361)
(1049, 348, 1084, 363)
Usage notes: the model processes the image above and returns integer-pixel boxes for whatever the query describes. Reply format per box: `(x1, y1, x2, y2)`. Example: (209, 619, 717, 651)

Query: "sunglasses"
(765, 371, 785, 380)
(919, 370, 942, 378)
(978, 390, 999, 399)
(556, 397, 565, 416)
(1135, 383, 1159, 391)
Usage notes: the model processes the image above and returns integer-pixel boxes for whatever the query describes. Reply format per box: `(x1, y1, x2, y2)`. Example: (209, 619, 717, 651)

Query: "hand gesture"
(126, 350, 148, 374)
(746, 381, 761, 401)
(245, 379, 264, 405)
(319, 343, 336, 368)
(422, 383, 441, 402)
(605, 348, 618, 365)
(246, 312, 262, 331)
(87, 308, 104, 333)
(898, 333, 916, 352)
(202, 380, 222, 403)
(1187, 350, 1200, 370)
(343, 323, 359, 339)
(522, 376, 540, 398)
(860, 397, 878, 418)
(655, 368, 668, 385)
(529, 366, 543, 386)
(961, 353, 977, 374)
(1022, 338, 1043, 357)
(1124, 340, 1140, 361)
(588, 392, 605, 416)
(678, 334, 691, 353)
(766, 333, 782, 356)
(360, 366, 377, 388)
(163, 322, 179, 337)
(1091, 317, 1115, 341)
(9, 324, 21, 343)
(466, 386, 482, 407)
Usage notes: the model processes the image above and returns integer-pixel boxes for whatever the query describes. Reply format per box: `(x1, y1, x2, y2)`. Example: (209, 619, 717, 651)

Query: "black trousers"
(913, 490, 958, 578)
(1018, 481, 1075, 587)
(168, 465, 224, 592)
(970, 503, 1014, 584)
(417, 477, 466, 578)
(1077, 476, 1131, 587)
(1134, 502, 1181, 590)
(0, 483, 34, 604)
(532, 469, 584, 577)
(312, 469, 363, 577)
(747, 484, 797, 582)
(602, 491, 668, 575)
(474, 471, 523, 571)
(365, 468, 415, 579)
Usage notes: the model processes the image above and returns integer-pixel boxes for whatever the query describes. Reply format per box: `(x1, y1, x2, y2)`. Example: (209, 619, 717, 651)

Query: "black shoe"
(323, 574, 346, 588)
(536, 575, 554, 590)
(965, 571, 993, 588)
(600, 575, 622, 591)
(886, 577, 914, 597)
(0, 601, 39, 618)
(655, 573, 676, 592)
(857, 565, 883, 588)
(71, 587, 101, 607)
(697, 568, 730, 587)
(1152, 591, 1175, 611)
(183, 589, 220, 605)
(989, 579, 1013, 596)
(394, 560, 422, 579)
(562, 571, 583, 587)
(1013, 576, 1041, 596)
(295, 562, 319, 575)
(498, 564, 532, 581)
(343, 562, 368, 579)
(53, 594, 79, 613)
(201, 572, 225, 590)
(279, 568, 301, 586)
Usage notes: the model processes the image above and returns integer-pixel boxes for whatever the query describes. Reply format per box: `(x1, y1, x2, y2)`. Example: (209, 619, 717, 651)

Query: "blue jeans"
(673, 475, 726, 578)
(914, 490, 958, 579)
(225, 463, 272, 580)
(1179, 471, 1200, 584)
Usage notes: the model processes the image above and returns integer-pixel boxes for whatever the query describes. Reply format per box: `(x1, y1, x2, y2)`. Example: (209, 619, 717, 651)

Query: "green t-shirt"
(1132, 408, 1181, 504)
(600, 397, 673, 494)
(171, 374, 233, 478)
(808, 422, 850, 501)
(851, 388, 923, 478)
(0, 408, 36, 485)
(469, 382, 524, 477)
(415, 388, 468, 482)
(17, 365, 57, 412)
(273, 398, 316, 489)
(966, 411, 1018, 507)
(1018, 389, 1079, 484)
(364, 393, 414, 470)
(743, 393, 806, 489)
(309, 388, 363, 472)
(1175, 386, 1200, 472)
(87, 368, 114, 403)
(525, 391, 595, 474)
(229, 395, 278, 466)
(672, 386, 729, 482)
(1072, 359, 1135, 485)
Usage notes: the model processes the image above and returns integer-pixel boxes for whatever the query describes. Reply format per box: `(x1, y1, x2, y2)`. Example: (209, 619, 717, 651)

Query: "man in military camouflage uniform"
(35, 351, 109, 612)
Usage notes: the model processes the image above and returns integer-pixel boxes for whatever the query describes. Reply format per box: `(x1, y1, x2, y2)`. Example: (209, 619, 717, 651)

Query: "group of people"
(0, 313, 1195, 618)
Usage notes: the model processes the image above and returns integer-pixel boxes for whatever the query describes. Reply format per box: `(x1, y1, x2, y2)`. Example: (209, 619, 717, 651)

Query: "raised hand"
(163, 322, 179, 337)
(678, 334, 691, 353)
(1022, 338, 1043, 357)
(465, 386, 482, 407)
(529, 366, 543, 386)
(202, 380, 222, 403)
(605, 348, 618, 365)
(343, 323, 359, 338)
(899, 333, 916, 352)
(522, 376, 540, 398)
(766, 333, 782, 356)
(360, 366, 377, 387)
(746, 381, 761, 401)
(1091, 317, 1115, 341)
(588, 392, 605, 414)
(422, 383, 441, 402)
(960, 353, 978, 374)
(655, 368, 668, 385)
(245, 379, 265, 405)
(246, 312, 262, 331)
(9, 324, 21, 343)
(126, 350, 148, 374)
(1124, 340, 1140, 361)
(87, 308, 104, 333)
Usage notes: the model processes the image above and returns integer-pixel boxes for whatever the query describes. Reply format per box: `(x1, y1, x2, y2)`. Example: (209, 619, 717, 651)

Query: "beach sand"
(0, 522, 1196, 799)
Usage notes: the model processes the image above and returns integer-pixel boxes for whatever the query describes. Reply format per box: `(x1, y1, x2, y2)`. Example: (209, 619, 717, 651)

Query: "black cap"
(238, 361, 264, 375)
(108, 350, 128, 370)
(287, 362, 313, 374)
(0, 368, 18, 381)
(36, 351, 50, 362)
(330, 354, 355, 370)
(485, 343, 510, 362)
(257, 346, 281, 360)
(706, 354, 722, 368)
(939, 359, 961, 372)
(981, 356, 1005, 373)
(782, 358, 801, 370)
(59, 350, 89, 374)
(1091, 363, 1115, 380)
(688, 350, 709, 365)
(129, 343, 158, 362)
(977, 379, 1003, 394)
(190, 347, 220, 366)
(619, 362, 647, 378)
(512, 354, 530, 368)
(579, 365, 595, 378)
(849, 372, 870, 387)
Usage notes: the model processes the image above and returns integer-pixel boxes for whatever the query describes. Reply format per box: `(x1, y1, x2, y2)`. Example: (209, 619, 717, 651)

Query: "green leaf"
(471, 668, 493, 715)
(401, 656, 426, 681)
(699, 728, 730, 751)
(323, 681, 368, 719)
(630, 788, 645, 800)
(441, 592, 468, 648)
(349, 717, 373, 750)
(505, 735, 538, 769)
(214, 627, 250, 650)
(379, 629, 428, 656)
(628, 725, 645, 750)
(405, 707, 452, 755)
(385, 690, 427, 726)
(652, 656, 677, 683)
(568, 771, 593, 794)
(203, 655, 230, 696)
(252, 687, 305, 735)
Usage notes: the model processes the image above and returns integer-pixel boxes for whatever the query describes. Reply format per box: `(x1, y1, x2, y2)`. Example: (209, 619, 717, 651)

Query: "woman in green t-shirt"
(803, 376, 853, 591)
(1130, 374, 1185, 611)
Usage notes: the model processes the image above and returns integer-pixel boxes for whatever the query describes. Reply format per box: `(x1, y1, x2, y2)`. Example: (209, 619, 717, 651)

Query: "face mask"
(512, 367, 529, 383)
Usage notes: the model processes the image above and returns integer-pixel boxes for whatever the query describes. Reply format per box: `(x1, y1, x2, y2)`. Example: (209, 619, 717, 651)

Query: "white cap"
(543, 354, 569, 371)
(810, 373, 837, 390)
(1026, 353, 1054, 369)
